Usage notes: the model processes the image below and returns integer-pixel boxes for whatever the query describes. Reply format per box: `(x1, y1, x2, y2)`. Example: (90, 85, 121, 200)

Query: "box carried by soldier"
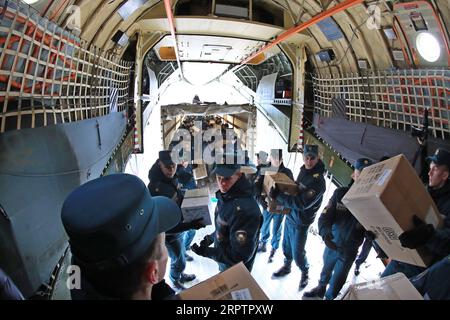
(263, 171, 297, 214)
(262, 171, 298, 196)
(342, 154, 444, 267)
(181, 188, 213, 225)
(193, 164, 208, 180)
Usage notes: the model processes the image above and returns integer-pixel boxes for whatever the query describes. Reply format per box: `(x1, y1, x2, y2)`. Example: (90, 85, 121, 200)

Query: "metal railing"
(0, 0, 133, 133)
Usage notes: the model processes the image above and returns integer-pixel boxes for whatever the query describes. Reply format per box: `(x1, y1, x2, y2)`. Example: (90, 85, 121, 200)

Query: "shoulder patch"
(235, 230, 248, 245)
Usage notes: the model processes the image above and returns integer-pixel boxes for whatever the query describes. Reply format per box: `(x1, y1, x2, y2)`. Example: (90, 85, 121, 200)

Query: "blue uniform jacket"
(209, 175, 262, 270)
(147, 160, 189, 234)
(176, 164, 197, 191)
(318, 186, 365, 258)
(278, 160, 326, 226)
(411, 254, 450, 300)
(425, 181, 450, 259)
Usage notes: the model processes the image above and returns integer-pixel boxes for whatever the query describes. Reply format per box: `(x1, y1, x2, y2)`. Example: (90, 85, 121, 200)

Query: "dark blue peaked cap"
(355, 158, 373, 171)
(427, 148, 450, 169)
(212, 152, 242, 177)
(304, 144, 319, 157)
(61, 174, 181, 271)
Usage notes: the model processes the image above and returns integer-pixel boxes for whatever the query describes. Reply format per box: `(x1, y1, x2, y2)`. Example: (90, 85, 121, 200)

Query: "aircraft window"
(416, 32, 441, 62)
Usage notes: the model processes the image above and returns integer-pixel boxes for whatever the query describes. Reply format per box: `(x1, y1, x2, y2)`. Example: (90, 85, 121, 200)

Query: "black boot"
(354, 265, 360, 276)
(185, 253, 194, 262)
(303, 285, 326, 299)
(268, 249, 276, 263)
(257, 242, 267, 253)
(272, 263, 291, 278)
(179, 273, 196, 283)
(299, 271, 309, 289)
(171, 279, 186, 291)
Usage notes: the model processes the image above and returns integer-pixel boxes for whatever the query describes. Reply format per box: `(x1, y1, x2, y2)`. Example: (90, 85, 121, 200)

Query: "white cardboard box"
(341, 273, 423, 300)
(342, 154, 443, 267)
(178, 262, 269, 300)
(181, 188, 213, 225)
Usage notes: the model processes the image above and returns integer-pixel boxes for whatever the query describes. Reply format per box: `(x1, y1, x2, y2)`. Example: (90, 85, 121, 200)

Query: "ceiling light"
(416, 32, 441, 62)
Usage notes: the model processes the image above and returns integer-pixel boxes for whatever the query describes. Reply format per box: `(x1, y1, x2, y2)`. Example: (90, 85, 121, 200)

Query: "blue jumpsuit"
(254, 163, 294, 250)
(203, 175, 262, 271)
(318, 186, 366, 300)
(148, 160, 191, 283)
(277, 160, 326, 273)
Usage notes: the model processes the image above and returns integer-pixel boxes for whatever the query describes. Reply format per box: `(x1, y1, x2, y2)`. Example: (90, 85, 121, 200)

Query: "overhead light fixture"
(117, 0, 146, 20)
(416, 32, 440, 62)
(23, 0, 40, 4)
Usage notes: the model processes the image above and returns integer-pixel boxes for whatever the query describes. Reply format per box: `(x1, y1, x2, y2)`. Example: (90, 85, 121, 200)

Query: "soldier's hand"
(323, 233, 337, 250)
(200, 234, 214, 247)
(399, 215, 434, 249)
(188, 218, 206, 230)
(365, 230, 377, 241)
(269, 186, 280, 199)
(191, 243, 209, 257)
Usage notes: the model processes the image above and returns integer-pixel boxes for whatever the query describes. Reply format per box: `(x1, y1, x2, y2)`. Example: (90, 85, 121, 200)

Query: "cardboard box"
(262, 171, 298, 196)
(178, 262, 269, 300)
(240, 166, 257, 175)
(341, 273, 423, 300)
(193, 164, 207, 180)
(181, 188, 212, 225)
(342, 154, 443, 267)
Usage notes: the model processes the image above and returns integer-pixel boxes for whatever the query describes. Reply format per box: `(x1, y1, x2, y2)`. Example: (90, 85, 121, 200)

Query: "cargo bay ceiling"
(19, 0, 450, 73)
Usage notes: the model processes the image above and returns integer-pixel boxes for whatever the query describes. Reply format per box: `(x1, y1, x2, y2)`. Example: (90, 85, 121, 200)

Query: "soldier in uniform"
(270, 144, 326, 290)
(61, 173, 182, 300)
(148, 150, 205, 290)
(303, 158, 373, 300)
(381, 148, 450, 278)
(191, 156, 262, 271)
(255, 149, 294, 263)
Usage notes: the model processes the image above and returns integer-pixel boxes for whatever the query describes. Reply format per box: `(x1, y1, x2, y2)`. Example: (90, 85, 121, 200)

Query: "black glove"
(269, 186, 280, 199)
(399, 215, 435, 249)
(187, 218, 206, 230)
(365, 230, 377, 241)
(191, 243, 210, 257)
(200, 234, 214, 247)
(323, 233, 337, 250)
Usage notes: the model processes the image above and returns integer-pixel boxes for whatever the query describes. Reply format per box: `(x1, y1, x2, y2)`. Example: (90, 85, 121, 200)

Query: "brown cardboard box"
(342, 154, 443, 267)
(341, 273, 423, 300)
(262, 171, 298, 196)
(181, 188, 212, 225)
(178, 262, 269, 300)
(193, 164, 207, 180)
(240, 166, 257, 175)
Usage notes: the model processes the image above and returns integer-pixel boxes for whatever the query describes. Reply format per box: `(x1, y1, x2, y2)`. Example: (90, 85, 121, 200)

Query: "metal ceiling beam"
(163, 0, 184, 80)
(241, 0, 363, 65)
